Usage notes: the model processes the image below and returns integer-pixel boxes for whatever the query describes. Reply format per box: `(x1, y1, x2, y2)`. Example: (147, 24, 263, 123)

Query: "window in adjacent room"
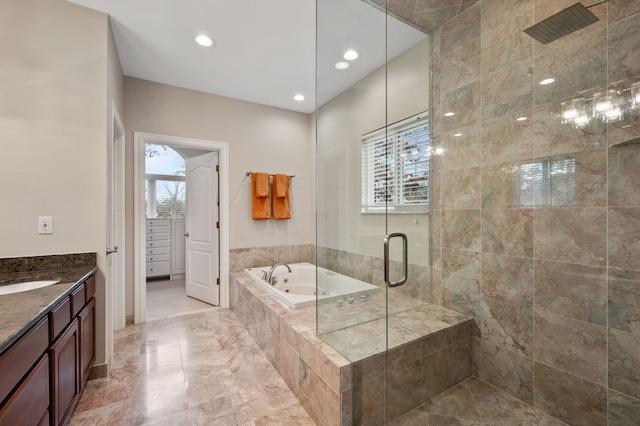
(145, 144, 186, 218)
(361, 111, 430, 213)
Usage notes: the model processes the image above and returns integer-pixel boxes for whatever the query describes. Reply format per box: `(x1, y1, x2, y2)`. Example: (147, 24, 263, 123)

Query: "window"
(145, 144, 186, 218)
(361, 112, 430, 213)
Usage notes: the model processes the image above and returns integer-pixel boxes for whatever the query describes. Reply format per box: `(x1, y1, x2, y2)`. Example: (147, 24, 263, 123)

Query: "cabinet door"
(79, 298, 95, 385)
(50, 320, 80, 426)
(0, 354, 49, 426)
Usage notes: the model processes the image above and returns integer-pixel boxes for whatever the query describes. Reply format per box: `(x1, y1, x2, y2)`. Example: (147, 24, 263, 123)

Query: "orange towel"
(273, 174, 291, 220)
(252, 173, 271, 220)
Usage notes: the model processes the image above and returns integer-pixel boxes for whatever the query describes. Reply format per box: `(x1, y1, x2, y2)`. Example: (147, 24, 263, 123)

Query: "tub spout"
(266, 263, 292, 285)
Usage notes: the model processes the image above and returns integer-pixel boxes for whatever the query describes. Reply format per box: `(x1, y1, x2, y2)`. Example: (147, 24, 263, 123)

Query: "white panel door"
(185, 151, 219, 305)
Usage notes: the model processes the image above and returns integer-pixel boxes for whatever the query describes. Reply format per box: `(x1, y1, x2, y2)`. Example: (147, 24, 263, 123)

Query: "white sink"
(0, 279, 61, 295)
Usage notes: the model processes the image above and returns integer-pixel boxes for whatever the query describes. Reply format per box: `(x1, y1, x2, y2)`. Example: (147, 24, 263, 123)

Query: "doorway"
(133, 132, 230, 324)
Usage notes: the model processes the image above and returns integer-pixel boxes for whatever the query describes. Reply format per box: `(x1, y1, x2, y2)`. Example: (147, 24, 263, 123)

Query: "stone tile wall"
(229, 244, 315, 272)
(316, 246, 432, 301)
(424, 1, 640, 424)
(231, 272, 473, 425)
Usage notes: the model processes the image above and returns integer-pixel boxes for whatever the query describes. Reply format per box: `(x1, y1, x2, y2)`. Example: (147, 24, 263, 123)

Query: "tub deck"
(231, 272, 473, 426)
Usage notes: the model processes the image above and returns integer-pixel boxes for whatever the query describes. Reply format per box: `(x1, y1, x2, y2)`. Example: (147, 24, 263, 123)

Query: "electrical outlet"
(38, 216, 53, 234)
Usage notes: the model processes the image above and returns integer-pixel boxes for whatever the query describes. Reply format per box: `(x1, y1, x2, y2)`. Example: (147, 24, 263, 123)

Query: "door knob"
(106, 246, 119, 255)
(184, 232, 190, 237)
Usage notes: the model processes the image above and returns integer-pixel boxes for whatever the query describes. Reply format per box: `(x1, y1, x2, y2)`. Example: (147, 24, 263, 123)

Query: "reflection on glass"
(516, 159, 576, 207)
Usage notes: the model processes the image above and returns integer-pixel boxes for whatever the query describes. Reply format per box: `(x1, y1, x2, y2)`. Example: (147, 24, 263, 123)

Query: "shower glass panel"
(316, 0, 430, 423)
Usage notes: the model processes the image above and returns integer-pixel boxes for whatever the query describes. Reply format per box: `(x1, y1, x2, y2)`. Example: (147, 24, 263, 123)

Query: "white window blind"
(361, 112, 430, 213)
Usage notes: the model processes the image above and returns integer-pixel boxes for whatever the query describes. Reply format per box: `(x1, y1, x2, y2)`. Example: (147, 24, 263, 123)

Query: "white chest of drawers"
(146, 219, 171, 278)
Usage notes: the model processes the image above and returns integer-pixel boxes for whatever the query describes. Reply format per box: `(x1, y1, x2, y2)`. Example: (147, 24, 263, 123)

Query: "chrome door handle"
(184, 232, 190, 237)
(106, 246, 119, 255)
(384, 233, 408, 287)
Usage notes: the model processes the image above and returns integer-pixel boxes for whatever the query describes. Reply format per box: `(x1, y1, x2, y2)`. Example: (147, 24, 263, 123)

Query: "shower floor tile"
(390, 377, 569, 426)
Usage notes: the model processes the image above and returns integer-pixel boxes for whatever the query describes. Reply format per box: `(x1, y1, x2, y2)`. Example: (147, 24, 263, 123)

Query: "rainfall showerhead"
(523, 0, 609, 44)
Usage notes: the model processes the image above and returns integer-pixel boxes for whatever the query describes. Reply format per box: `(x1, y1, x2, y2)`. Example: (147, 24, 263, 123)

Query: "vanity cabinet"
(0, 273, 95, 426)
(0, 317, 49, 426)
(50, 320, 80, 426)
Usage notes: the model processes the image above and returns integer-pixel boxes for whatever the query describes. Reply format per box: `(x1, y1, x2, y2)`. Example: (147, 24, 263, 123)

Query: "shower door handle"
(384, 233, 408, 287)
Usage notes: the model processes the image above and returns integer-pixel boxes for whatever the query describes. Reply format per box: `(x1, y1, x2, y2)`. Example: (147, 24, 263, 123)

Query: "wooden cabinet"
(0, 273, 95, 426)
(50, 320, 80, 426)
(79, 298, 95, 386)
(0, 354, 50, 426)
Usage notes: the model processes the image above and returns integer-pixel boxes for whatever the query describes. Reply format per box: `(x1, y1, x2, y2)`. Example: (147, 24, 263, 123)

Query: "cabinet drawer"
(146, 247, 170, 256)
(146, 240, 171, 249)
(146, 262, 171, 277)
(146, 226, 170, 234)
(50, 297, 71, 342)
(146, 254, 171, 263)
(71, 283, 86, 318)
(146, 232, 170, 241)
(85, 275, 96, 302)
(146, 219, 170, 226)
(0, 354, 49, 426)
(0, 316, 49, 403)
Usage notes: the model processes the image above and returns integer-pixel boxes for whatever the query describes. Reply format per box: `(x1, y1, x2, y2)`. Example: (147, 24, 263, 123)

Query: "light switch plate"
(38, 216, 53, 234)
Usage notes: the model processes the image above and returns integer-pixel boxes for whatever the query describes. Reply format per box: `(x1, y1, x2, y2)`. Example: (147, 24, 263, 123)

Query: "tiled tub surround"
(229, 244, 315, 272)
(231, 272, 473, 425)
(0, 252, 97, 351)
(416, 1, 640, 424)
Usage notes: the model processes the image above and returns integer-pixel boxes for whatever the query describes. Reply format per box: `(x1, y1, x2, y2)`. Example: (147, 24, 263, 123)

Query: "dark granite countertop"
(0, 253, 97, 354)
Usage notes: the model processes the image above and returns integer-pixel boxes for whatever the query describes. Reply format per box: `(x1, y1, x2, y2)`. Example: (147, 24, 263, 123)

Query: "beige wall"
(123, 77, 315, 315)
(0, 0, 112, 366)
(316, 38, 431, 266)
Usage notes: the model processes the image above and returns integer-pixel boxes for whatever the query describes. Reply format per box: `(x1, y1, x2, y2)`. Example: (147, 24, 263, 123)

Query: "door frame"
(110, 102, 126, 332)
(133, 132, 230, 324)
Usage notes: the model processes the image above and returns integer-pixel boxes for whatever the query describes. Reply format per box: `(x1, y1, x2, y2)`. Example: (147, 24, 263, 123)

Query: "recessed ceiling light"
(444, 112, 455, 117)
(344, 50, 359, 60)
(195, 35, 213, 47)
(539, 78, 555, 85)
(454, 133, 462, 137)
(516, 116, 528, 121)
(335, 61, 349, 70)
(294, 94, 305, 101)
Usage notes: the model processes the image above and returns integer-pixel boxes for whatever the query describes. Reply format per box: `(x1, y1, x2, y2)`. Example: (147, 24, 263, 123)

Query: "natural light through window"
(145, 144, 186, 218)
(361, 112, 430, 213)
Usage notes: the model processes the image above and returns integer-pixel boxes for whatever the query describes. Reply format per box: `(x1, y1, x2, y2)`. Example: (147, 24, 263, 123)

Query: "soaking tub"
(243, 262, 380, 309)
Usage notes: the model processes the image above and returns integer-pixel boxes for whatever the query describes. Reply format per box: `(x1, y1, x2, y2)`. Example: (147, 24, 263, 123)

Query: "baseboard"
(88, 363, 108, 381)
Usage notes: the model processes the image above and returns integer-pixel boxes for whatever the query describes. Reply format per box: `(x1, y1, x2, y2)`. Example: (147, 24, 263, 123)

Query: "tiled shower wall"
(426, 1, 640, 424)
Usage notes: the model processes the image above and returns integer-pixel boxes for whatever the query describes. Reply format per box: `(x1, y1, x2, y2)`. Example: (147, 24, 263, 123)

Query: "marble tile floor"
(389, 377, 569, 426)
(69, 309, 315, 425)
(70, 306, 569, 426)
(146, 278, 217, 321)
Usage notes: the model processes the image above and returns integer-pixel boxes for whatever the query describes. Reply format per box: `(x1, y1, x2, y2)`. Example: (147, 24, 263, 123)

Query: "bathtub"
(243, 262, 380, 309)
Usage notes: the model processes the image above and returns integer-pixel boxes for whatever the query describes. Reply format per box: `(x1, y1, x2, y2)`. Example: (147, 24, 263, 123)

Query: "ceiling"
(67, 0, 430, 114)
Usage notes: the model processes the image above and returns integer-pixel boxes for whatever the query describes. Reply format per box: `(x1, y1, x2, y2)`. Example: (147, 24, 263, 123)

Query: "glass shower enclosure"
(316, 0, 432, 423)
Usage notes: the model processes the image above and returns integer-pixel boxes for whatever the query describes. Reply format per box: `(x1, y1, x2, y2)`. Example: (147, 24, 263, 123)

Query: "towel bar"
(246, 171, 295, 178)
